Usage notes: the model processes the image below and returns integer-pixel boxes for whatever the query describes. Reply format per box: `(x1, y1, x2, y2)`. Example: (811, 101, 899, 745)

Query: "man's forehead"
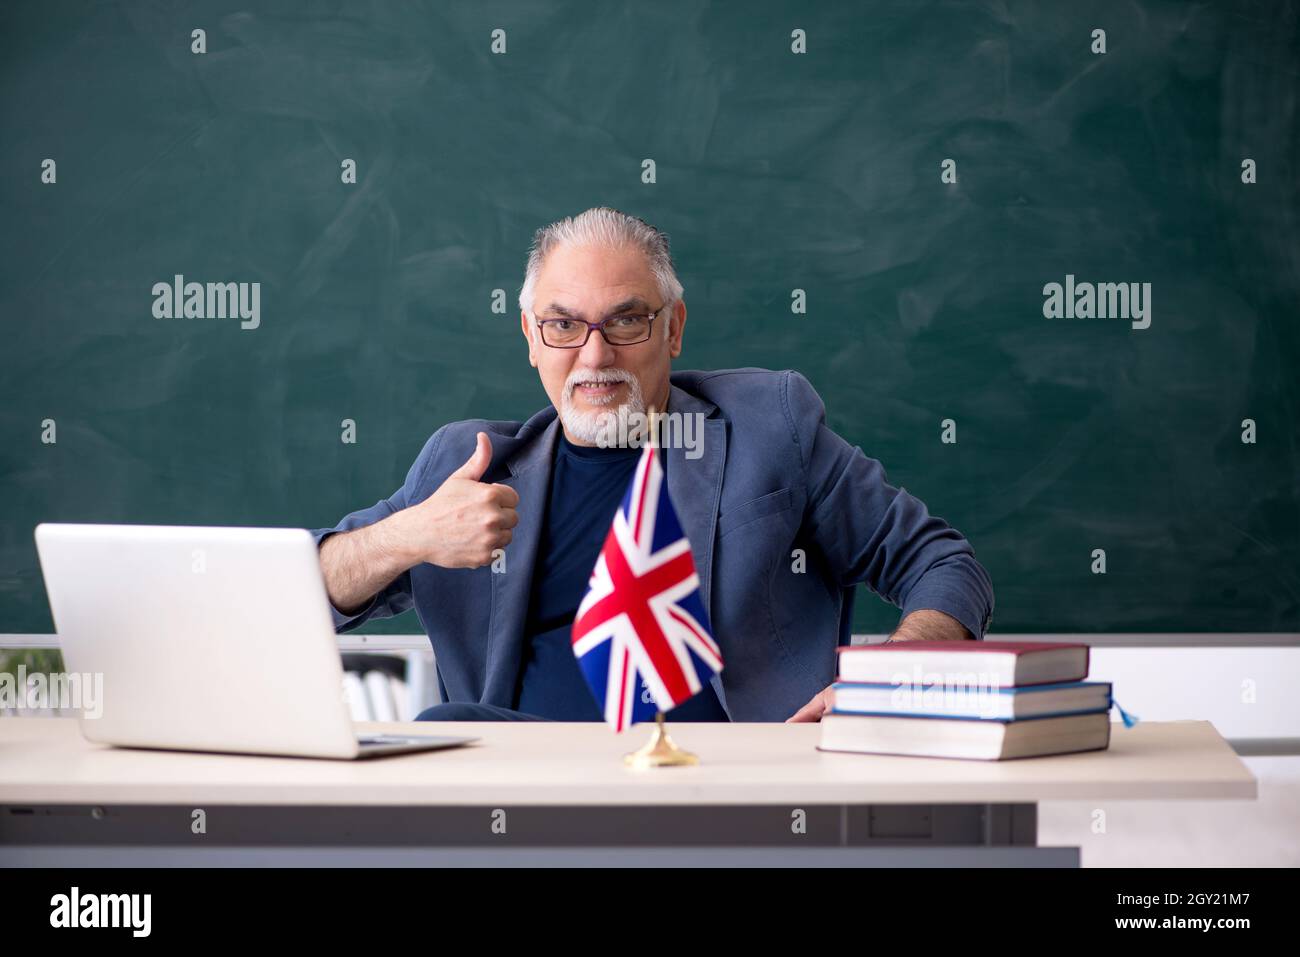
(538, 292, 656, 318)
(533, 245, 659, 314)
(534, 280, 659, 318)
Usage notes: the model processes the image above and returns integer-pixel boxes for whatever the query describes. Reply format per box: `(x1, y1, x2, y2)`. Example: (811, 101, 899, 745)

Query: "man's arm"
(782, 371, 993, 720)
(785, 371, 994, 642)
(319, 513, 420, 616)
(314, 431, 519, 626)
(888, 608, 973, 642)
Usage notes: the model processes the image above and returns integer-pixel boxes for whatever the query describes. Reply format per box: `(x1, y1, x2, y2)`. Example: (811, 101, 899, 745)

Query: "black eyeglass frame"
(533, 302, 669, 349)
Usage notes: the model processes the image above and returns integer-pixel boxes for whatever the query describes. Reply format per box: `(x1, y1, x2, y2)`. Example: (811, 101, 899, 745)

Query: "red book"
(836, 640, 1090, 688)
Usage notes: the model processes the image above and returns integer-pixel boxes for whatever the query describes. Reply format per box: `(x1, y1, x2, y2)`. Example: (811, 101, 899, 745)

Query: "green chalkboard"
(2, 0, 1297, 636)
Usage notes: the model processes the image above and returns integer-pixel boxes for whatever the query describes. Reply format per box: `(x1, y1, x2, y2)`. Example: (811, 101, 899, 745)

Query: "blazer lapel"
(662, 384, 727, 670)
(480, 414, 559, 707)
(665, 384, 728, 624)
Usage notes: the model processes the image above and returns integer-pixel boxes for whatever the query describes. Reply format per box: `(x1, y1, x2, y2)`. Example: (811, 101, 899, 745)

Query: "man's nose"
(577, 327, 617, 367)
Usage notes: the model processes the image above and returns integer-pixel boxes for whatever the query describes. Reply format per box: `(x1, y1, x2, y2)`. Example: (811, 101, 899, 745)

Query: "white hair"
(517, 206, 684, 319)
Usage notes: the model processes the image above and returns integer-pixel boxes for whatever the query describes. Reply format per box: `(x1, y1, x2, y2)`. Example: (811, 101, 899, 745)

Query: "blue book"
(830, 680, 1112, 721)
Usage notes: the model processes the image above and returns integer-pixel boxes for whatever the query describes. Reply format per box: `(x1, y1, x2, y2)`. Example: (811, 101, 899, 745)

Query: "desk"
(0, 718, 1256, 867)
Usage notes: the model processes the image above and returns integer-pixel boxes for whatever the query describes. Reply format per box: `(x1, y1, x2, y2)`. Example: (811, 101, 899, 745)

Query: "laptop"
(33, 523, 477, 760)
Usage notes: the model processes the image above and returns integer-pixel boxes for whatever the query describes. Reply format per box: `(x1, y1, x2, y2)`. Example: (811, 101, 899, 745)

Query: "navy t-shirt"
(513, 432, 729, 721)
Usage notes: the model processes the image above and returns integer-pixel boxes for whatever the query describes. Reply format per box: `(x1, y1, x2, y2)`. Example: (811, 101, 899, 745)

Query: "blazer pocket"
(718, 487, 794, 538)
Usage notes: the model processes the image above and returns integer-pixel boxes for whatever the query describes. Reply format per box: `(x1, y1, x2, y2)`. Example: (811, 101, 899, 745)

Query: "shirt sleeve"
(783, 371, 995, 640)
(308, 426, 445, 634)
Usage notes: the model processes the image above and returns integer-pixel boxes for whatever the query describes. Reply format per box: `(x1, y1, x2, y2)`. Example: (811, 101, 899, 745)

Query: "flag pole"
(623, 404, 700, 769)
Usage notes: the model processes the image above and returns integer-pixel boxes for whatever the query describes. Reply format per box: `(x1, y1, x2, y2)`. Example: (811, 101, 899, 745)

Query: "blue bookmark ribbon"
(1111, 698, 1140, 728)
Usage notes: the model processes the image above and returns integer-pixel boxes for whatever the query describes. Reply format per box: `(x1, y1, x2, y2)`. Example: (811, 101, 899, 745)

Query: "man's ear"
(521, 310, 538, 367)
(667, 300, 686, 359)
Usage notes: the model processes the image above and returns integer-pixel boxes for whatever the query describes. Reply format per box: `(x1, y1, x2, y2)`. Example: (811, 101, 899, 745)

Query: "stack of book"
(818, 640, 1112, 760)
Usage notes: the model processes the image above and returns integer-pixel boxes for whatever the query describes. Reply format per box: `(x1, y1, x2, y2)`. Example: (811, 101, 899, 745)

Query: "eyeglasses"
(534, 302, 667, 348)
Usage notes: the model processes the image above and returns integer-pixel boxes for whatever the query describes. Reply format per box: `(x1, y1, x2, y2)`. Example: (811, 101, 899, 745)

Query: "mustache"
(562, 368, 635, 401)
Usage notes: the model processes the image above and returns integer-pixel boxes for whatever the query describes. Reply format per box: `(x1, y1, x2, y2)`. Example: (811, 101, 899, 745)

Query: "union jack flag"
(571, 442, 724, 731)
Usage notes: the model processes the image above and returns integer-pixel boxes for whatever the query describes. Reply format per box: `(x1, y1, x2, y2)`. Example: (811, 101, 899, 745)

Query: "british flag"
(571, 442, 724, 732)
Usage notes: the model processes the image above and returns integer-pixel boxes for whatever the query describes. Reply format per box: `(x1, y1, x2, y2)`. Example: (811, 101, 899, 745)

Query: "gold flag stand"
(624, 711, 698, 769)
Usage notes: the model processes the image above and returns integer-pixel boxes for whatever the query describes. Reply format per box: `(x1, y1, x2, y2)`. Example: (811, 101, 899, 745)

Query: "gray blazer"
(311, 368, 994, 721)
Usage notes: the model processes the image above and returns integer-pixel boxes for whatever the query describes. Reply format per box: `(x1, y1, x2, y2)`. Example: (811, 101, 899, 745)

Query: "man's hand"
(397, 431, 520, 569)
(786, 684, 836, 723)
(784, 610, 974, 722)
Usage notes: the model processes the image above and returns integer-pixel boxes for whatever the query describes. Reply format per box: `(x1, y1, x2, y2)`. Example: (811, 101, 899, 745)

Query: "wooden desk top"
(0, 718, 1257, 806)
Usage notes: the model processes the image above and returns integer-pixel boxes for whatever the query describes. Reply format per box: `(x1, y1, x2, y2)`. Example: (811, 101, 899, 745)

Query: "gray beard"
(559, 375, 647, 445)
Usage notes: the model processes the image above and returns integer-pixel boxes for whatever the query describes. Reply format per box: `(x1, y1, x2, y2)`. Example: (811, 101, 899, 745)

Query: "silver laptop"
(33, 523, 477, 760)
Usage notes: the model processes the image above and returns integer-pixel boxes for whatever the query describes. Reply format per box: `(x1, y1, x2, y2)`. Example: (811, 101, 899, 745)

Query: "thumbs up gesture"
(402, 432, 520, 569)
